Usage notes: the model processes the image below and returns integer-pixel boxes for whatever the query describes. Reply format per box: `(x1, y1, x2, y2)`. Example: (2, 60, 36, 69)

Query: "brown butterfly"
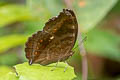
(25, 9, 78, 65)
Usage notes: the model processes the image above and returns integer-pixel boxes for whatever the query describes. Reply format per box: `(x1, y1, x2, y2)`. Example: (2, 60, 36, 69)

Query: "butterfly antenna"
(73, 36, 87, 50)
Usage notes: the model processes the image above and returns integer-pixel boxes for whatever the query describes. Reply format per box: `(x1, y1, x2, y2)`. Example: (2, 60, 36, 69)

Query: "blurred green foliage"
(73, 0, 118, 32)
(0, 35, 27, 53)
(0, 0, 120, 79)
(0, 5, 31, 27)
(86, 28, 120, 61)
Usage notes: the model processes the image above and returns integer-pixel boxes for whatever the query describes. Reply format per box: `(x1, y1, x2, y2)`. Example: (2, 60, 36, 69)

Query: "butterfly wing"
(25, 9, 78, 65)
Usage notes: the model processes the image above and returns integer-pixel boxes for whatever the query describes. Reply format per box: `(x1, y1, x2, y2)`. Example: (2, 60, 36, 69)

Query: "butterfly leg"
(51, 60, 60, 71)
(64, 61, 68, 72)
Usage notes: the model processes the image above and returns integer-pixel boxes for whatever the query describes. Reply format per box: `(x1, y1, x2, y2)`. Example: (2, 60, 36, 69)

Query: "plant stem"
(64, 0, 88, 80)
(78, 29, 88, 80)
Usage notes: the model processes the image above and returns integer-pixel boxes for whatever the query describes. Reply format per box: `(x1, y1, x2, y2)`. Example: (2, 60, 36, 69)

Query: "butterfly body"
(25, 9, 78, 65)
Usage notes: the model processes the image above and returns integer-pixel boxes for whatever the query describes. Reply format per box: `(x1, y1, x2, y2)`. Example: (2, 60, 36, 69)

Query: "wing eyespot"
(40, 40, 43, 43)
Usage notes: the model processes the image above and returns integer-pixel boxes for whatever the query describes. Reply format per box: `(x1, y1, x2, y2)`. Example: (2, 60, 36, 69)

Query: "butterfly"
(25, 9, 78, 65)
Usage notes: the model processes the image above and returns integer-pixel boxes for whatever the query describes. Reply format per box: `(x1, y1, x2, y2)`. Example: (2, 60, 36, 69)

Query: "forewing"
(43, 9, 78, 47)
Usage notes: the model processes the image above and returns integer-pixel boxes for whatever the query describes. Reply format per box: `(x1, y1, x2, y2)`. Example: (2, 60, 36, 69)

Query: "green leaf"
(86, 28, 120, 61)
(0, 66, 18, 80)
(73, 0, 118, 32)
(14, 62, 76, 80)
(0, 4, 31, 27)
(0, 66, 13, 77)
(0, 34, 28, 53)
(0, 72, 18, 80)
